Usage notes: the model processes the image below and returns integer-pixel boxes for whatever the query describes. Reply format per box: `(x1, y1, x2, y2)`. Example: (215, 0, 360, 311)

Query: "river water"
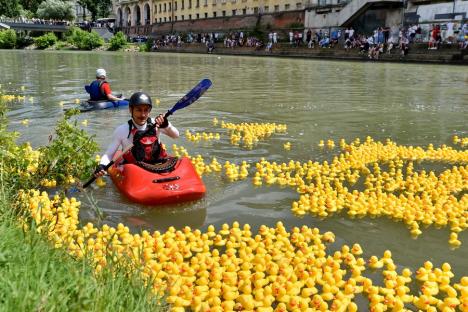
(1, 50, 467, 278)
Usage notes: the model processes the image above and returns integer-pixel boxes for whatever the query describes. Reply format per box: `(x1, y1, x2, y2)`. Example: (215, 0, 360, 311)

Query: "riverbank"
(153, 42, 468, 65)
(0, 97, 164, 312)
(0, 203, 163, 312)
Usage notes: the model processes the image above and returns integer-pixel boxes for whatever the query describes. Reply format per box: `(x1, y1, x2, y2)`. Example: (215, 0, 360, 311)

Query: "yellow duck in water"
(96, 177, 106, 187)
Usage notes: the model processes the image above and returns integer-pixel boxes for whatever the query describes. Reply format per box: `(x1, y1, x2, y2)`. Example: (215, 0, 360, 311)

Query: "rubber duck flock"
(4, 92, 468, 311)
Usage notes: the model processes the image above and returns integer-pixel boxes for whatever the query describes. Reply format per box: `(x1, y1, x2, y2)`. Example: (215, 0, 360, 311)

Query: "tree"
(0, 0, 21, 17)
(19, 0, 43, 13)
(77, 0, 112, 21)
(36, 0, 75, 21)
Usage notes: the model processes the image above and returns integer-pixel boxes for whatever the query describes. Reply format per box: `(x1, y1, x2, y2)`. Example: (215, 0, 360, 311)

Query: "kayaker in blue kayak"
(86, 68, 123, 102)
(93, 92, 179, 177)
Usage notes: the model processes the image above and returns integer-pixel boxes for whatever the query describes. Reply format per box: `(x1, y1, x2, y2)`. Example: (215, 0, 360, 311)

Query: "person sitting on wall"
(207, 40, 215, 53)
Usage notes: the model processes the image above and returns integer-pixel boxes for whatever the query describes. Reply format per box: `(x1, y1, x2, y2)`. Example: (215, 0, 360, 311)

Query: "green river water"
(1, 50, 467, 278)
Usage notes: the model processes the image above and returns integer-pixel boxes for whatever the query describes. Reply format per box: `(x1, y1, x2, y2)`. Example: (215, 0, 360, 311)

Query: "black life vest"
(122, 118, 167, 164)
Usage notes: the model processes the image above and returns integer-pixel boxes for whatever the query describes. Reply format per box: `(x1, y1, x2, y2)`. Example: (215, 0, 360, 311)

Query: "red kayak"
(108, 156, 206, 205)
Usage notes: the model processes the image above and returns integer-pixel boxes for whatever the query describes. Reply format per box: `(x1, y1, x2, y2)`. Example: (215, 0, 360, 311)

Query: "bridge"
(0, 22, 70, 32)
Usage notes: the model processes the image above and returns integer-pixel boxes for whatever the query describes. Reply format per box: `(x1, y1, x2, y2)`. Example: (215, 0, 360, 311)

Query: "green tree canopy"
(19, 0, 43, 13)
(0, 0, 21, 17)
(77, 0, 112, 21)
(36, 0, 75, 21)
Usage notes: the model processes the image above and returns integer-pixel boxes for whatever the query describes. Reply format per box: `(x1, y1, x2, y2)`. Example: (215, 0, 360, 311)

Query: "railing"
(305, 0, 351, 9)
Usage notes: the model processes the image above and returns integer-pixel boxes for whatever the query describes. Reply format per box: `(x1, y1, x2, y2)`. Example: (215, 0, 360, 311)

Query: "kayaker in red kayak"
(94, 92, 179, 177)
(87, 68, 123, 102)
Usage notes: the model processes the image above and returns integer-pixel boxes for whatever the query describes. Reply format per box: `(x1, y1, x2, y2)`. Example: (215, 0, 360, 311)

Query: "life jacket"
(122, 118, 168, 164)
(88, 80, 108, 101)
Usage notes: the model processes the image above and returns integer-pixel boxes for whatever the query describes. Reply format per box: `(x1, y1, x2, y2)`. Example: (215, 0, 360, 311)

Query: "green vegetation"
(77, 0, 112, 20)
(19, 0, 43, 14)
(108, 31, 128, 51)
(0, 0, 21, 17)
(66, 27, 104, 50)
(0, 97, 165, 311)
(0, 29, 17, 49)
(34, 32, 58, 49)
(36, 0, 75, 21)
(0, 206, 164, 312)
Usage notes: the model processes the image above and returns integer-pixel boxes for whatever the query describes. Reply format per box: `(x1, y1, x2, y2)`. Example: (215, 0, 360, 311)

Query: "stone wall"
(122, 10, 304, 37)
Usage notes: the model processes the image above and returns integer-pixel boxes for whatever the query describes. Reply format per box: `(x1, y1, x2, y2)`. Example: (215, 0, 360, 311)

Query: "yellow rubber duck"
(368, 255, 384, 269)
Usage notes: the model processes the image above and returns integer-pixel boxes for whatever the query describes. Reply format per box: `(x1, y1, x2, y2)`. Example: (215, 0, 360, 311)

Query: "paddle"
(82, 78, 212, 189)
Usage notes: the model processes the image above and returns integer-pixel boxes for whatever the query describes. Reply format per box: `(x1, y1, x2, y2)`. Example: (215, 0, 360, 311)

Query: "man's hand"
(155, 114, 169, 128)
(93, 164, 107, 178)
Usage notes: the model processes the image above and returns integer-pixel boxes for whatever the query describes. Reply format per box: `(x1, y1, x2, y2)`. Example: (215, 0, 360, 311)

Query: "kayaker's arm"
(99, 125, 131, 166)
(107, 93, 123, 102)
(159, 122, 179, 139)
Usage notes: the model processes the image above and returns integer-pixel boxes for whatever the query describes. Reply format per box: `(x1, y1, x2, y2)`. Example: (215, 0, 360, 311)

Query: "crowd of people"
(0, 16, 70, 26)
(298, 22, 468, 59)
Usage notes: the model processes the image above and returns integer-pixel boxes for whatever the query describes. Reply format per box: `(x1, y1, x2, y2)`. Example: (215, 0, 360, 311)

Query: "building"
(114, 0, 305, 28)
(113, 0, 467, 37)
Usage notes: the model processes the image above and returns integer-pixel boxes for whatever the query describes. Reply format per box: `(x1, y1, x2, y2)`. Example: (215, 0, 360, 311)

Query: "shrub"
(16, 34, 34, 48)
(34, 32, 58, 49)
(0, 29, 17, 49)
(108, 31, 127, 51)
(66, 27, 104, 50)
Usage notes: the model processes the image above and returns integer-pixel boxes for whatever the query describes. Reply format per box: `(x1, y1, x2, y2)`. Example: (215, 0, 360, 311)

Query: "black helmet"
(129, 92, 152, 108)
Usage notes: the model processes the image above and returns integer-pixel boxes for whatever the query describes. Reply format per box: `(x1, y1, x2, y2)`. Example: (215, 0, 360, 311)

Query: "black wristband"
(159, 116, 169, 128)
(94, 164, 106, 174)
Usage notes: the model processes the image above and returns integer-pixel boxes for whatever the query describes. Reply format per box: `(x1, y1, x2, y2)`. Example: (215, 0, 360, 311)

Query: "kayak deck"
(108, 157, 206, 205)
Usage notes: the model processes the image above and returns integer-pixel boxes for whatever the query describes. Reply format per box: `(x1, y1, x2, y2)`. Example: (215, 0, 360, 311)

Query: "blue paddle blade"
(166, 78, 212, 117)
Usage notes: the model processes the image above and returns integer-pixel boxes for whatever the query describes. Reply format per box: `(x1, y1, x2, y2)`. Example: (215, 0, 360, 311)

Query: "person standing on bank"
(93, 92, 179, 177)
(87, 68, 123, 102)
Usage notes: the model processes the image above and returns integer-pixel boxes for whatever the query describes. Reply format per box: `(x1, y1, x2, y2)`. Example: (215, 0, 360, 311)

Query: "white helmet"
(96, 68, 106, 78)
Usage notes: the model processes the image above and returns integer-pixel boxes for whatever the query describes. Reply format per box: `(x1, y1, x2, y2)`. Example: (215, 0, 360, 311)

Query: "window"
(196, 0, 200, 7)
(174, 1, 177, 10)
(196, 13, 199, 18)
(164, 3, 167, 12)
(204, 0, 208, 6)
(213, 11, 217, 17)
(159, 4, 162, 12)
(169, 16, 172, 21)
(175, 16, 178, 20)
(285, 3, 290, 9)
(274, 5, 279, 11)
(189, 14, 192, 19)
(155, 5, 158, 13)
(189, 0, 192, 8)
(264, 5, 268, 12)
(222, 10, 226, 16)
(159, 18, 162, 22)
(296, 2, 302, 9)
(253, 7, 258, 13)
(232, 9, 236, 15)
(205, 12, 208, 18)
(182, 0, 184, 9)
(242, 8, 246, 14)
(182, 15, 185, 20)
(164, 17, 167, 21)
(169, 2, 171, 11)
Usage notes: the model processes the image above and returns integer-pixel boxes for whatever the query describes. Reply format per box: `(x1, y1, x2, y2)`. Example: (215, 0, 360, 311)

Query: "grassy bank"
(0, 97, 164, 311)
(0, 201, 163, 311)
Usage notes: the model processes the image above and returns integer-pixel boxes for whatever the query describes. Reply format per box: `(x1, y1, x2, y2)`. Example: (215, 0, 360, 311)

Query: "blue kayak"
(80, 99, 129, 112)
